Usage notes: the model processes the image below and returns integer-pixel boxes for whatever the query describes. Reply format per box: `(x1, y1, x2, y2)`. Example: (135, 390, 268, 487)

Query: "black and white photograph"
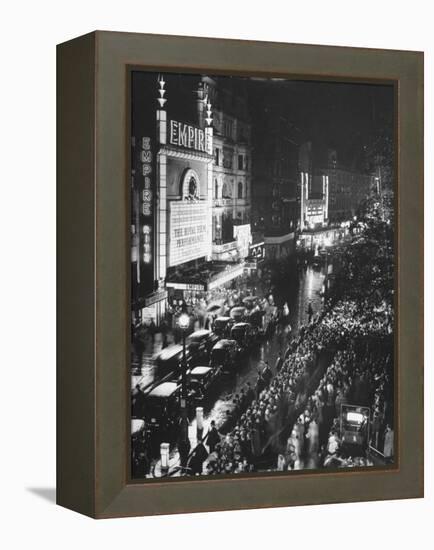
(130, 71, 395, 480)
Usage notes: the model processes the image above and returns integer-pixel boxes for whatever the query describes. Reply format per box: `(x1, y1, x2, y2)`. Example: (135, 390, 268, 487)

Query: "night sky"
(132, 70, 395, 174)
(238, 76, 394, 172)
(267, 79, 395, 170)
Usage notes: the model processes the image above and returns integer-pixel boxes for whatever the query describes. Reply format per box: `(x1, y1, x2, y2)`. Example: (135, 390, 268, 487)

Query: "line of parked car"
(133, 302, 272, 435)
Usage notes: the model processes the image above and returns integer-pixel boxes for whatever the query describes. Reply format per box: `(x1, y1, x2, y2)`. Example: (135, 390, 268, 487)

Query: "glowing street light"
(196, 406, 204, 441)
(177, 312, 191, 471)
(160, 442, 170, 473)
(178, 313, 190, 331)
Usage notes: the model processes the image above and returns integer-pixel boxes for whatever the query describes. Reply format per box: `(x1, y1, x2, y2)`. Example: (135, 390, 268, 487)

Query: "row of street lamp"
(159, 312, 202, 476)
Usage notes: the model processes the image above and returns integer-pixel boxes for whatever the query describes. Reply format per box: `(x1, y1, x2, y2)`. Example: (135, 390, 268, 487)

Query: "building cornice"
(159, 144, 214, 163)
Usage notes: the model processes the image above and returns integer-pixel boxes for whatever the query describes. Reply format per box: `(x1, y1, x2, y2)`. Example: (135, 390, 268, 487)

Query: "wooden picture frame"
(57, 31, 423, 518)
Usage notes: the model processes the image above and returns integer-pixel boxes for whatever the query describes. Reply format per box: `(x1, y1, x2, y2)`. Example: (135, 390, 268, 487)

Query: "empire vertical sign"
(139, 134, 155, 300)
(141, 136, 153, 265)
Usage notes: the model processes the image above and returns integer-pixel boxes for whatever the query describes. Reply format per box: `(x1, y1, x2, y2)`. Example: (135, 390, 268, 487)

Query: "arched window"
(238, 181, 243, 199)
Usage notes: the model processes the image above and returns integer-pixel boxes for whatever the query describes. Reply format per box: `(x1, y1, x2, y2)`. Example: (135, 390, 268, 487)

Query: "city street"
(142, 262, 327, 474)
(200, 264, 326, 431)
(129, 70, 396, 480)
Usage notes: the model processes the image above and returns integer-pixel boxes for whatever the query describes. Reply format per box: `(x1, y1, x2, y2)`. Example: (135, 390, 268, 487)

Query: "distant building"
(300, 173, 329, 230)
(322, 169, 373, 222)
(131, 73, 255, 326)
(251, 87, 301, 260)
(205, 77, 253, 262)
(297, 146, 374, 251)
(300, 148, 374, 224)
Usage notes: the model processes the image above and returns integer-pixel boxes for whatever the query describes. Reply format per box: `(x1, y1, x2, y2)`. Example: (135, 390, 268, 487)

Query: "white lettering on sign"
(166, 282, 205, 291)
(140, 137, 152, 263)
(169, 120, 206, 152)
(169, 202, 211, 267)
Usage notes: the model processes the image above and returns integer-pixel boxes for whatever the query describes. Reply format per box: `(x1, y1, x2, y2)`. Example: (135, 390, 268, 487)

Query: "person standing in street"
(274, 352, 283, 373)
(187, 439, 209, 476)
(205, 420, 221, 453)
(305, 418, 320, 468)
(255, 373, 265, 399)
(383, 424, 394, 462)
(307, 302, 314, 324)
(262, 361, 273, 386)
(245, 382, 255, 405)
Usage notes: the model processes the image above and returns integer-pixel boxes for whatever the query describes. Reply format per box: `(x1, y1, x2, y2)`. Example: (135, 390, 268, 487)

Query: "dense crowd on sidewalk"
(198, 209, 395, 475)
(198, 296, 393, 476)
(133, 203, 395, 478)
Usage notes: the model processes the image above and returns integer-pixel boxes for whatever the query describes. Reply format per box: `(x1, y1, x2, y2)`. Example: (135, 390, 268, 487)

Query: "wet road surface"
(187, 264, 326, 448)
(140, 263, 327, 468)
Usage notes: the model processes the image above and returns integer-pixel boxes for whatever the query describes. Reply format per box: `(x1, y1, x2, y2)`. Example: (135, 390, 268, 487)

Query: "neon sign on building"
(141, 137, 152, 263)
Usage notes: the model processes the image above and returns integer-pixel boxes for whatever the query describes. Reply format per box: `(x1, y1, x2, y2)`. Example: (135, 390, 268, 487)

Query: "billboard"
(233, 224, 252, 259)
(169, 201, 211, 267)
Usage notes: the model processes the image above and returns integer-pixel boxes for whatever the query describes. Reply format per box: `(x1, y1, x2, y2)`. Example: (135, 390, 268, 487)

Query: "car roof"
(148, 382, 180, 398)
(190, 366, 212, 376)
(156, 345, 183, 360)
(188, 329, 211, 339)
(232, 322, 251, 328)
(213, 339, 237, 349)
(215, 316, 231, 322)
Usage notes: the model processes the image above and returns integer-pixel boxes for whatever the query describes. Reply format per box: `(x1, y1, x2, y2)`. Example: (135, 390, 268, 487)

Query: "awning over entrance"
(166, 261, 244, 292)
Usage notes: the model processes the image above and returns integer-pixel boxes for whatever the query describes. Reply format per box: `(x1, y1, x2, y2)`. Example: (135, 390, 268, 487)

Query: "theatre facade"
(131, 73, 252, 326)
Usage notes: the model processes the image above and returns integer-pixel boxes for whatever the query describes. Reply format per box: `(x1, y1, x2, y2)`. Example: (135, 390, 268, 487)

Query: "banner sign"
(169, 201, 211, 267)
(145, 290, 168, 307)
(249, 241, 265, 260)
(233, 224, 252, 259)
(166, 282, 206, 291)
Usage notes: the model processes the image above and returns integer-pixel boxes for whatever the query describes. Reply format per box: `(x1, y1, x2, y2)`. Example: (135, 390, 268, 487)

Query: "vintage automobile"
(340, 405, 370, 454)
(209, 339, 239, 373)
(242, 295, 259, 310)
(230, 322, 258, 352)
(154, 344, 191, 382)
(187, 365, 221, 404)
(212, 316, 235, 337)
(186, 329, 220, 365)
(229, 306, 247, 323)
(143, 381, 181, 433)
(248, 308, 266, 335)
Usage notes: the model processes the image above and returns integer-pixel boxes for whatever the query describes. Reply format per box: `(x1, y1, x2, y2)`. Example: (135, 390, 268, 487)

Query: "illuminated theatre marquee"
(169, 120, 206, 152)
(169, 202, 211, 267)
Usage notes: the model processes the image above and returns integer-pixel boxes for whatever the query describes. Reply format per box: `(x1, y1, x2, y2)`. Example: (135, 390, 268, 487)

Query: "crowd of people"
(132, 276, 263, 363)
(195, 295, 393, 476)
(134, 203, 395, 478)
